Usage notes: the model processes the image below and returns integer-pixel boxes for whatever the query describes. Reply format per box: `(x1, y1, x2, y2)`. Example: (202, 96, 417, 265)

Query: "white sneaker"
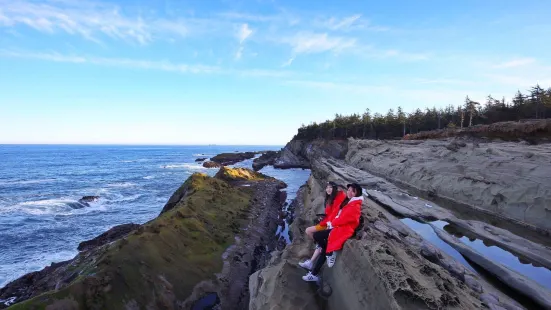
(299, 259, 313, 270)
(327, 252, 337, 268)
(302, 272, 319, 282)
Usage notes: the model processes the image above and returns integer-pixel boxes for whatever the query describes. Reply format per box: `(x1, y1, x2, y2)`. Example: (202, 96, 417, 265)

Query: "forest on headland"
(294, 84, 551, 140)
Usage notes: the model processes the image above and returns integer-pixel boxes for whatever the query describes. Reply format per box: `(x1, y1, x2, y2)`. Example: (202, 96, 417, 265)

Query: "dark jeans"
(312, 229, 333, 275)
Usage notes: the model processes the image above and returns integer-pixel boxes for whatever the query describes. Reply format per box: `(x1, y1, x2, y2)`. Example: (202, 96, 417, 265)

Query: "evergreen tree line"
(294, 84, 551, 140)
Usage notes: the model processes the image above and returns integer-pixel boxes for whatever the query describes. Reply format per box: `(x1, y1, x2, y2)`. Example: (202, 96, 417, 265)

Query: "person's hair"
(347, 183, 363, 197)
(324, 182, 339, 207)
(339, 197, 350, 209)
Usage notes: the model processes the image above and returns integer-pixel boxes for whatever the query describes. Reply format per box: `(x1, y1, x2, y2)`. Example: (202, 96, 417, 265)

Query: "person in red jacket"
(299, 182, 346, 270)
(302, 183, 363, 282)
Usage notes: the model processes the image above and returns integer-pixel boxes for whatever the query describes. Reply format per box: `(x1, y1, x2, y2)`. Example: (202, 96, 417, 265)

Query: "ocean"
(0, 145, 310, 288)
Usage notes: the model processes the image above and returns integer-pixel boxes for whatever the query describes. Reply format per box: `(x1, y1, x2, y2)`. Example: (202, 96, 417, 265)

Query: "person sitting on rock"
(299, 181, 347, 270)
(302, 183, 363, 282)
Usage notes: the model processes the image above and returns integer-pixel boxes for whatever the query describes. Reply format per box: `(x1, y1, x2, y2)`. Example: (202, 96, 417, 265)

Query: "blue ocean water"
(0, 145, 310, 288)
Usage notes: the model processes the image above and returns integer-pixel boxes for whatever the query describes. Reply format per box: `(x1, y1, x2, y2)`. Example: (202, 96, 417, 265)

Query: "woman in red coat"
(302, 183, 363, 282)
(299, 182, 346, 270)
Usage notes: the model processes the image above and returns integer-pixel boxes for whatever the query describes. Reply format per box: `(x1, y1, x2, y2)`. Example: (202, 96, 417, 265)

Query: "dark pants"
(312, 229, 333, 275)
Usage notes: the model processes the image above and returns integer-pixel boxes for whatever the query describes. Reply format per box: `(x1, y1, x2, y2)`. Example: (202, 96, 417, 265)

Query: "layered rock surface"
(346, 138, 551, 232)
(250, 169, 525, 309)
(252, 137, 551, 309)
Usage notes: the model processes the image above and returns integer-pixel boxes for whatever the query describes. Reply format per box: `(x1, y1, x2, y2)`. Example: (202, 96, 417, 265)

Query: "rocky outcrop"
(77, 223, 139, 252)
(251, 137, 551, 309)
(210, 152, 258, 165)
(250, 168, 526, 310)
(346, 138, 551, 233)
(404, 119, 551, 143)
(214, 166, 278, 184)
(274, 139, 348, 169)
(252, 151, 280, 171)
(195, 157, 207, 162)
(202, 161, 222, 168)
(1, 168, 286, 310)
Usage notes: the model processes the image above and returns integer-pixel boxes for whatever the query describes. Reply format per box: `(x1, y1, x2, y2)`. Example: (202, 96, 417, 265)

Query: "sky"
(1, 0, 550, 145)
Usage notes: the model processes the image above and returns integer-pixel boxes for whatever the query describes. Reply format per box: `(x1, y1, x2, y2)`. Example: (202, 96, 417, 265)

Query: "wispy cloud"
(0, 49, 299, 78)
(324, 14, 361, 30)
(493, 58, 535, 69)
(282, 56, 295, 67)
(238, 23, 253, 43)
(0, 49, 220, 73)
(235, 46, 244, 60)
(285, 32, 356, 54)
(0, 0, 189, 44)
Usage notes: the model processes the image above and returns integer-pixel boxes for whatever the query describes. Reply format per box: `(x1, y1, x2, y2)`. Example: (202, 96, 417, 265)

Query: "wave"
(161, 164, 206, 170)
(0, 249, 78, 288)
(143, 175, 155, 180)
(0, 178, 59, 186)
(0, 196, 106, 216)
(110, 194, 143, 204)
(106, 182, 137, 188)
(193, 153, 213, 157)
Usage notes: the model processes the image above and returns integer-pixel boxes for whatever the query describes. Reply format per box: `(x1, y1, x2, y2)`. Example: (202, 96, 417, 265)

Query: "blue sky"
(1, 0, 550, 145)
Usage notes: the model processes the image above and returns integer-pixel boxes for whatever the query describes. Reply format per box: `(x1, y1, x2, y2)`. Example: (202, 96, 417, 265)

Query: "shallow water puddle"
(400, 218, 475, 271)
(192, 293, 219, 310)
(400, 218, 551, 290)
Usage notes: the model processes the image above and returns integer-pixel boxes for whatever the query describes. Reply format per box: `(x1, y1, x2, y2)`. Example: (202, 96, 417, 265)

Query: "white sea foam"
(0, 179, 58, 186)
(107, 182, 136, 188)
(143, 175, 155, 180)
(110, 194, 143, 203)
(161, 164, 206, 170)
(0, 249, 78, 288)
(0, 196, 106, 216)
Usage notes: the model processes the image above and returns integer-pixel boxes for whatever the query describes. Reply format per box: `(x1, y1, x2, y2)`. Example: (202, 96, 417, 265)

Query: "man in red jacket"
(302, 183, 363, 282)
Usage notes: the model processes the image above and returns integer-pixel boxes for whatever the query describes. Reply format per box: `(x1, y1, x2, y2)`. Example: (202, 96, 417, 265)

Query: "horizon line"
(0, 143, 285, 146)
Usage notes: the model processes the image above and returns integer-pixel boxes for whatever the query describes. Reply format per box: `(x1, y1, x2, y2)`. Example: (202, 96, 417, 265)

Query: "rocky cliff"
(1, 167, 286, 310)
(250, 137, 551, 309)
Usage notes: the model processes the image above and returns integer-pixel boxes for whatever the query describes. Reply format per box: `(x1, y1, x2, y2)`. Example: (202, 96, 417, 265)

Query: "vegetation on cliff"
(294, 84, 551, 140)
(8, 172, 253, 309)
(214, 166, 271, 182)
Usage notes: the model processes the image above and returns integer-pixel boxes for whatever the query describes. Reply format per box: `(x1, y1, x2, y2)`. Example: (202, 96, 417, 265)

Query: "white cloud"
(282, 56, 295, 67)
(285, 32, 356, 54)
(0, 0, 190, 44)
(493, 58, 535, 69)
(325, 14, 361, 30)
(238, 23, 253, 43)
(235, 46, 244, 60)
(0, 49, 220, 73)
(0, 49, 298, 78)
